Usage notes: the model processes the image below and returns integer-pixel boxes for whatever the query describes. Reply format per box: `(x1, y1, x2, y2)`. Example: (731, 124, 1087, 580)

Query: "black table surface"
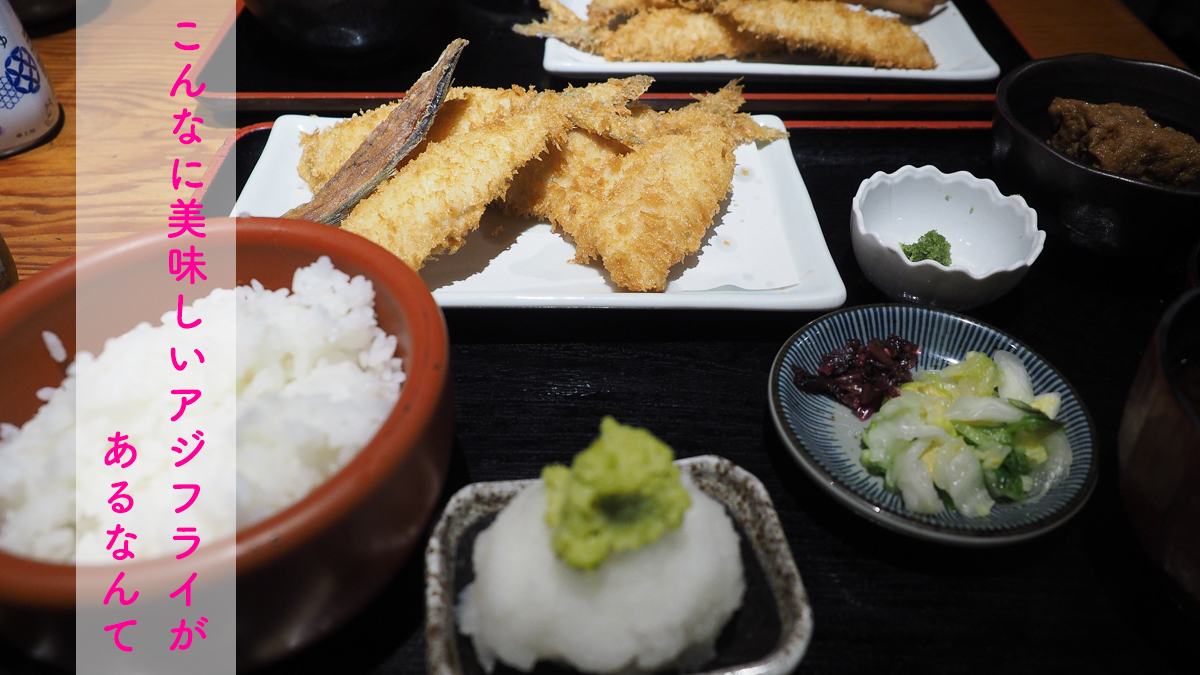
(231, 0, 1027, 92)
(211, 0, 1029, 128)
(7, 43, 1200, 675)
(259, 127, 1200, 673)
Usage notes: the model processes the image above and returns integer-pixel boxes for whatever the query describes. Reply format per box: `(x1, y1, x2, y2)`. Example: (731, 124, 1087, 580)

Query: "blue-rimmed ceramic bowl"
(768, 304, 1098, 546)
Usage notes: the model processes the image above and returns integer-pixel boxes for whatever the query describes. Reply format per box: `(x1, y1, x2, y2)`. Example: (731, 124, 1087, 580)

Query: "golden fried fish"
(515, 0, 775, 62)
(516, 0, 935, 70)
(715, 0, 936, 69)
(504, 82, 786, 291)
(298, 85, 539, 194)
(339, 77, 653, 271)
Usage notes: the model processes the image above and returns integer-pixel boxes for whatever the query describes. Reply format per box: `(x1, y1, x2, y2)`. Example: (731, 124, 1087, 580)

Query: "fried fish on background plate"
(586, 0, 720, 26)
(515, 0, 776, 62)
(579, 0, 945, 25)
(502, 82, 786, 292)
(338, 77, 653, 271)
(597, 8, 779, 62)
(516, 0, 935, 70)
(860, 0, 946, 19)
(714, 0, 935, 69)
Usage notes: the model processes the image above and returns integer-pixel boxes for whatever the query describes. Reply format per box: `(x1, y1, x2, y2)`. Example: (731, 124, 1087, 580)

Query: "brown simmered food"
(1048, 97, 1200, 187)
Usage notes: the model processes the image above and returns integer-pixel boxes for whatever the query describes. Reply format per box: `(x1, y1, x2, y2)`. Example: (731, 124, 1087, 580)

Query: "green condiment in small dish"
(542, 417, 691, 571)
(901, 230, 952, 266)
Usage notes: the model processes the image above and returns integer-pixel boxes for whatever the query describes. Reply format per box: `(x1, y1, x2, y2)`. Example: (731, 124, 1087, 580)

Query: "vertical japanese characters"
(101, 20, 212, 655)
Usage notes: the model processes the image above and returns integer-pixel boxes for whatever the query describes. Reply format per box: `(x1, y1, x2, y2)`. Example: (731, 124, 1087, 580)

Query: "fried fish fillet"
(339, 77, 652, 271)
(298, 104, 393, 193)
(602, 7, 778, 61)
(503, 82, 785, 291)
(586, 0, 720, 25)
(515, 0, 607, 52)
(518, 0, 933, 69)
(285, 39, 465, 225)
(602, 80, 786, 147)
(715, 0, 935, 69)
(298, 86, 538, 193)
(510, 123, 741, 292)
(587, 0, 674, 25)
(858, 0, 945, 19)
(515, 0, 776, 62)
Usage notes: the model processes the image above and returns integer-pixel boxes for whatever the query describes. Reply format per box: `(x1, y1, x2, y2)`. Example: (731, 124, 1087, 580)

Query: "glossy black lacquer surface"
(241, 0, 443, 54)
(215, 0, 1029, 126)
(4, 136, 1199, 674)
(254, 127, 1200, 675)
(42, 126, 1193, 675)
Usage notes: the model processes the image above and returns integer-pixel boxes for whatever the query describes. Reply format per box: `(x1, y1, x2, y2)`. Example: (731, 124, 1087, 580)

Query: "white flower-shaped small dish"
(851, 165, 1044, 311)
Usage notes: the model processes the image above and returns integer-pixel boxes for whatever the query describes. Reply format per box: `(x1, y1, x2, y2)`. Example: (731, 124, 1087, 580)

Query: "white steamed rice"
(458, 474, 745, 674)
(0, 256, 404, 564)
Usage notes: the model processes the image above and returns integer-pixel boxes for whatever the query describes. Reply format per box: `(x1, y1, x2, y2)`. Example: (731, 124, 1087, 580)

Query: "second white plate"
(233, 114, 846, 310)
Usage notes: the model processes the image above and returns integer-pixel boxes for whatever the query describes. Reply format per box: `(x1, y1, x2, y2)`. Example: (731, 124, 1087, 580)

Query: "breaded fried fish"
(517, 0, 936, 70)
(715, 0, 936, 69)
(587, 0, 720, 25)
(504, 82, 786, 291)
(601, 6, 778, 62)
(508, 122, 739, 293)
(339, 77, 652, 271)
(859, 0, 946, 20)
(284, 39, 465, 225)
(515, 0, 776, 62)
(600, 80, 787, 147)
(298, 86, 538, 193)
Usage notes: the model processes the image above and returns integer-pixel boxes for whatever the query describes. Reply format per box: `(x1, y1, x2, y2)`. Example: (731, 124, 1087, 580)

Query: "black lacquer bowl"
(992, 54, 1200, 259)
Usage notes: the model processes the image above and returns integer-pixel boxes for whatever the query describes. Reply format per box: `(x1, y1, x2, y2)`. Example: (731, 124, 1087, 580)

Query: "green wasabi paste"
(901, 230, 952, 266)
(542, 417, 691, 571)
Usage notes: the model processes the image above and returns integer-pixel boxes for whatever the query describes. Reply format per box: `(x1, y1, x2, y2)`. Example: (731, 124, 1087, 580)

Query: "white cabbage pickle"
(892, 440, 942, 513)
(994, 350, 1034, 403)
(929, 441, 995, 517)
(945, 395, 1025, 423)
(860, 350, 1071, 517)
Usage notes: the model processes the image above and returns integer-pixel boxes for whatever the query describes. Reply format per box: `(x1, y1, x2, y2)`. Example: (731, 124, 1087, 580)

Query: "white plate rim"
(232, 114, 847, 311)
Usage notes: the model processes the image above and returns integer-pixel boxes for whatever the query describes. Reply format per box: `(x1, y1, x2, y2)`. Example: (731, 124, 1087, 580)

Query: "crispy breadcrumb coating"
(515, 0, 775, 63)
(515, 0, 936, 70)
(587, 0, 721, 26)
(338, 77, 652, 271)
(600, 7, 778, 61)
(295, 73, 787, 290)
(715, 0, 936, 69)
(298, 86, 538, 193)
(503, 82, 786, 291)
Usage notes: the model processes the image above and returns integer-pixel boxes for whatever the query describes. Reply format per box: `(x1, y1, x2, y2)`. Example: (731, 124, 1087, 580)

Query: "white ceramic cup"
(0, 0, 60, 158)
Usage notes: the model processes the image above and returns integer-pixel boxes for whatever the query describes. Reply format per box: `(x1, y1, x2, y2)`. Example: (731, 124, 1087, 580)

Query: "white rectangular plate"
(232, 114, 846, 310)
(542, 1, 999, 82)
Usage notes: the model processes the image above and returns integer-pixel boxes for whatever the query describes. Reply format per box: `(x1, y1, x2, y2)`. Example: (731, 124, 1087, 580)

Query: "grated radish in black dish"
(792, 335, 921, 420)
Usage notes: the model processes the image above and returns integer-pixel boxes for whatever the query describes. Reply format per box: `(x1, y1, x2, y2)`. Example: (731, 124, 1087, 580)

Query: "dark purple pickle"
(792, 334, 921, 420)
